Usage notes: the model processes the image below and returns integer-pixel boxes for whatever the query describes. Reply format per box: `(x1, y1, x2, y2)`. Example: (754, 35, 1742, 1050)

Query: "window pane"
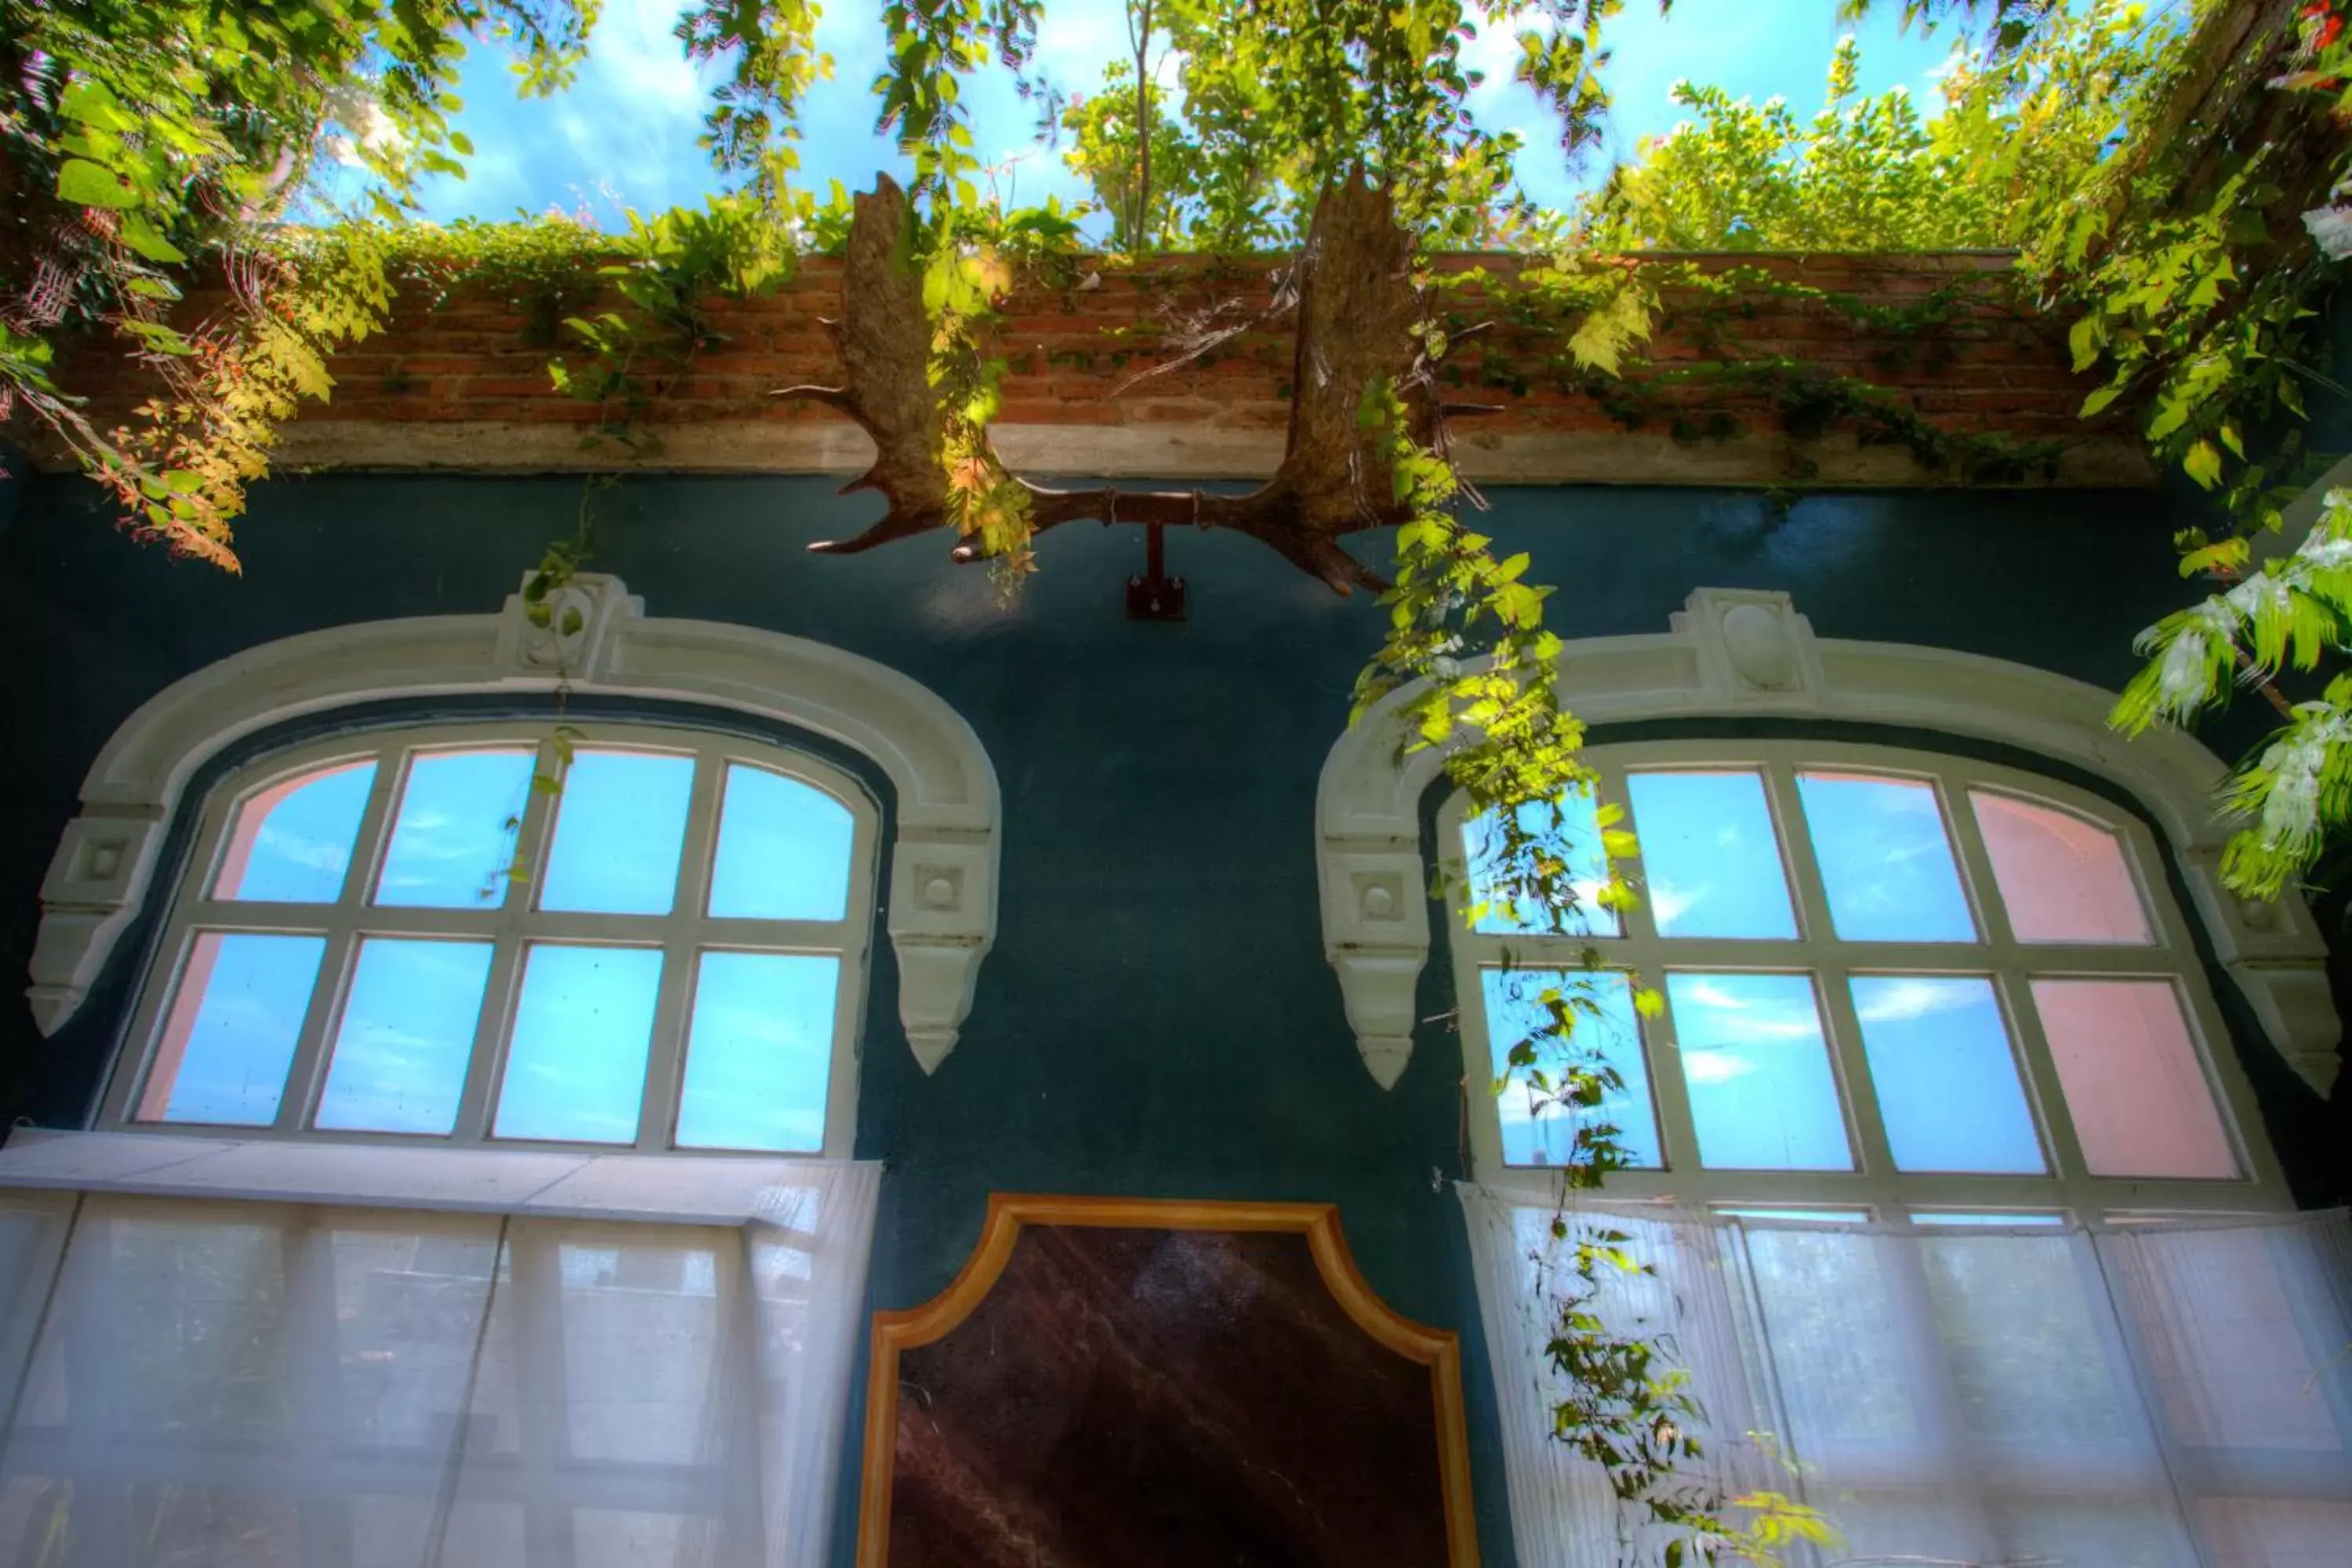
(1910, 1211, 2067, 1226)
(214, 760, 376, 902)
(539, 751, 696, 916)
(1461, 789, 1618, 937)
(493, 946, 663, 1144)
(1795, 772, 1975, 942)
(2031, 978, 2236, 1178)
(676, 952, 840, 1152)
(1480, 969, 1661, 1170)
(1850, 976, 2043, 1174)
(707, 765, 856, 922)
(1624, 771, 1797, 938)
(314, 939, 495, 1134)
(1971, 792, 2152, 944)
(139, 933, 325, 1126)
(1666, 972, 1851, 1170)
(375, 750, 535, 909)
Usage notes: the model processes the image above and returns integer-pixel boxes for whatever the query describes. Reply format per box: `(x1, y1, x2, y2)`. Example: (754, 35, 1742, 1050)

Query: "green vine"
(17, 2, 2349, 1555)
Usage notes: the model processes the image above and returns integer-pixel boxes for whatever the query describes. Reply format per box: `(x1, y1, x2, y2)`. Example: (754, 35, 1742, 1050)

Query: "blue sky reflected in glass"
(676, 952, 838, 1151)
(540, 750, 696, 915)
(1480, 969, 1661, 1169)
(494, 945, 663, 1143)
(376, 750, 534, 908)
(315, 939, 495, 1134)
(1626, 771, 1796, 938)
(1851, 976, 2042, 1174)
(708, 766, 855, 922)
(1462, 789, 1618, 938)
(1666, 972, 1851, 1170)
(217, 761, 376, 902)
(1797, 773, 1975, 942)
(150, 933, 325, 1126)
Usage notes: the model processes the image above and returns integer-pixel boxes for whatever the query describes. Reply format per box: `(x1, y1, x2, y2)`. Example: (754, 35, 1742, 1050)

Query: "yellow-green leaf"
(57, 158, 137, 209)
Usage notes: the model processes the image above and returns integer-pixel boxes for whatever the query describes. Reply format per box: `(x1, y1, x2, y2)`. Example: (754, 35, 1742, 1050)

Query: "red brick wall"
(56, 250, 2132, 477)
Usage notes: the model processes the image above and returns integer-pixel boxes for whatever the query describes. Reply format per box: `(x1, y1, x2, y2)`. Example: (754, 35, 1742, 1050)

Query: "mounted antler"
(779, 171, 1448, 595)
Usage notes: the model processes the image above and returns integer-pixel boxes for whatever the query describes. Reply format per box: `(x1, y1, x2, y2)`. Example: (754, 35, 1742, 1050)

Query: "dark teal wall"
(2, 470, 2345, 1564)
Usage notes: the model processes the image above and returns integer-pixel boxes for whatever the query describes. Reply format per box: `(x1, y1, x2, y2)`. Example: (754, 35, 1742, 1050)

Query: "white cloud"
(1855, 977, 1982, 1025)
(1680, 1048, 1756, 1085)
(1649, 880, 1700, 928)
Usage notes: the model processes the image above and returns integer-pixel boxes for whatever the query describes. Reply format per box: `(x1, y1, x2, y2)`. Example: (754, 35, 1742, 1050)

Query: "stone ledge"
(255, 418, 2156, 488)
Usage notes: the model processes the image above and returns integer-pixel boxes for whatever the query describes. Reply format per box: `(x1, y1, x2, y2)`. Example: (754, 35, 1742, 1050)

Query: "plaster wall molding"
(252, 419, 2156, 490)
(1316, 586, 2341, 1094)
(31, 575, 1000, 1074)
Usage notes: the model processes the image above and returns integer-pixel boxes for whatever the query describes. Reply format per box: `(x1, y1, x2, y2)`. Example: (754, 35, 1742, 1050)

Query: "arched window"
(1442, 739, 2289, 1220)
(98, 720, 877, 1158)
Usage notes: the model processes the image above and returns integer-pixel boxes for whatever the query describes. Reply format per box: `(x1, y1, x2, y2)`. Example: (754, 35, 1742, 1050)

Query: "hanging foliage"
(9, 1, 2348, 1551)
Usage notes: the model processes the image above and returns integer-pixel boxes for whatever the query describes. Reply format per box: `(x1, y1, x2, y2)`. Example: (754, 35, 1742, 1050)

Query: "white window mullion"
(1759, 759, 1880, 1188)
(274, 926, 358, 1135)
(636, 746, 728, 1152)
(341, 747, 405, 913)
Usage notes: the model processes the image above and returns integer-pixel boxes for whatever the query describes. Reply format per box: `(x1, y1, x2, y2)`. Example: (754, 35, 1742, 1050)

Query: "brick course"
(49, 249, 2147, 485)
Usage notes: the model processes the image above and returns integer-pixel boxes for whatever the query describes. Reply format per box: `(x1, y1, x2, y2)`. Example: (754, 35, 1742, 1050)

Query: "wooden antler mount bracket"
(777, 171, 1447, 597)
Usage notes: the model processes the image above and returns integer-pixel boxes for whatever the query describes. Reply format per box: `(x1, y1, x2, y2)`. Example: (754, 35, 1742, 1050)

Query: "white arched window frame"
(93, 720, 880, 1159)
(1438, 737, 2292, 1216)
(1316, 587, 2341, 1110)
(29, 574, 1001, 1083)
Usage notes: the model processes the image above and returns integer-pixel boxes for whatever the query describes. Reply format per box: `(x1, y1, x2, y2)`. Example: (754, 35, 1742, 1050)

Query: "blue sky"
(388, 0, 1963, 229)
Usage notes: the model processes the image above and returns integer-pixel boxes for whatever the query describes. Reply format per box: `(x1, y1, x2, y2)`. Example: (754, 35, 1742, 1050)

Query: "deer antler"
(780, 170, 1444, 596)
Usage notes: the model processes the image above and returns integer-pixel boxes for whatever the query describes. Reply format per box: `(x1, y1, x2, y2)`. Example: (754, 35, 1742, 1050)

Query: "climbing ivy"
(12, 0, 2348, 1552)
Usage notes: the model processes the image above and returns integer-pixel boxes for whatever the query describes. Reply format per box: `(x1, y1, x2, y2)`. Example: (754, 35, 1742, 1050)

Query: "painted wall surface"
(2, 470, 2345, 1564)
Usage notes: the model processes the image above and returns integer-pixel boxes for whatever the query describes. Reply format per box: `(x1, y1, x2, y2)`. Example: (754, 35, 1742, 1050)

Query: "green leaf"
(119, 318, 194, 355)
(2183, 439, 2223, 489)
(56, 158, 137, 209)
(118, 217, 187, 265)
(59, 80, 137, 131)
(2067, 315, 2102, 373)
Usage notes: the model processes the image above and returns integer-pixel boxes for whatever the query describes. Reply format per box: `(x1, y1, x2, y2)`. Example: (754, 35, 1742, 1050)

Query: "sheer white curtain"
(1461, 1185, 2352, 1568)
(0, 1138, 880, 1568)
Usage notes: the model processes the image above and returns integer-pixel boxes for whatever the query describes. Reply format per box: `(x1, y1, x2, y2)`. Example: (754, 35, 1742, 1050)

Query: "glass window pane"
(539, 751, 696, 916)
(314, 939, 495, 1134)
(494, 946, 663, 1144)
(2031, 978, 2236, 1178)
(1971, 792, 2152, 944)
(1666, 972, 1852, 1170)
(214, 760, 376, 902)
(1479, 969, 1661, 1170)
(676, 952, 840, 1152)
(707, 765, 856, 922)
(1851, 976, 2044, 1174)
(139, 933, 325, 1126)
(1461, 789, 1619, 937)
(1910, 1211, 2067, 1226)
(375, 750, 535, 909)
(1624, 771, 1797, 938)
(1795, 772, 1975, 942)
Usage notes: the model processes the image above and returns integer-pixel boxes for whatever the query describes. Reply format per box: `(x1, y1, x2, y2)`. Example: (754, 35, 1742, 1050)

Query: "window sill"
(0, 1127, 866, 1225)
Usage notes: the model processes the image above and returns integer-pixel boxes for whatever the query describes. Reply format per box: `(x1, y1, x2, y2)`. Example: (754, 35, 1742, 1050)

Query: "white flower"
(2303, 205, 2352, 260)
(2157, 630, 2212, 710)
(322, 85, 403, 168)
